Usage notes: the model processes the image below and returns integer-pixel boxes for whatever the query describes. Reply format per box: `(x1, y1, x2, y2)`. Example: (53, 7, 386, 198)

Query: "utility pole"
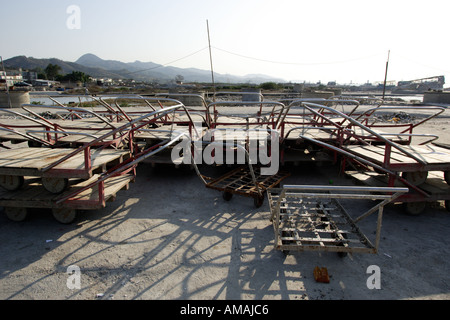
(382, 50, 390, 100)
(0, 56, 12, 108)
(206, 20, 216, 102)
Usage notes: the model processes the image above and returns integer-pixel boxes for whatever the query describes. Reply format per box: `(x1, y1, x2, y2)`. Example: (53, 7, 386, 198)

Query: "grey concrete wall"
(0, 91, 30, 108)
(423, 91, 450, 104)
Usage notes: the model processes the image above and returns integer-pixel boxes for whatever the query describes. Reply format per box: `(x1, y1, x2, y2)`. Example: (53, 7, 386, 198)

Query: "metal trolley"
(268, 185, 408, 256)
(205, 165, 290, 208)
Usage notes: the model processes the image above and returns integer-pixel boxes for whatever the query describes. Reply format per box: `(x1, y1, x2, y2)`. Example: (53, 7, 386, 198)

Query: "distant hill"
(3, 55, 124, 79)
(4, 54, 285, 84)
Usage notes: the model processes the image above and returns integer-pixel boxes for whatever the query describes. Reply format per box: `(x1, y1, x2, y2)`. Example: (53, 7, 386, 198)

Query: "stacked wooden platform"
(0, 173, 134, 223)
(1, 93, 449, 224)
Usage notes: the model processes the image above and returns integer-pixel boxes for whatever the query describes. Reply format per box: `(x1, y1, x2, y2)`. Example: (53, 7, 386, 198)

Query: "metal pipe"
(299, 102, 427, 165)
(41, 101, 199, 172)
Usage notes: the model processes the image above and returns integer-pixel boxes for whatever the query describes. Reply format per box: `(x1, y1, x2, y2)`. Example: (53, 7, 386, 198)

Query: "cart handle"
(282, 185, 409, 194)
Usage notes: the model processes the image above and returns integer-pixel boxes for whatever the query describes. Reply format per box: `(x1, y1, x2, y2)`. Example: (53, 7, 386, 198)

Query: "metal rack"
(205, 165, 290, 208)
(268, 185, 408, 255)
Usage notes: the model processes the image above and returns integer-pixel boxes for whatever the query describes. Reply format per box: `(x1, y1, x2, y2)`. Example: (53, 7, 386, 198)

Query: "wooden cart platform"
(346, 170, 450, 214)
(343, 144, 450, 171)
(0, 147, 130, 180)
(0, 173, 134, 223)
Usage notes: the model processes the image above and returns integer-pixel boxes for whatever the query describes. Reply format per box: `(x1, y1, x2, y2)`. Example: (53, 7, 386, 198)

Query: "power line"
(396, 54, 450, 74)
(125, 47, 209, 75)
(213, 46, 384, 66)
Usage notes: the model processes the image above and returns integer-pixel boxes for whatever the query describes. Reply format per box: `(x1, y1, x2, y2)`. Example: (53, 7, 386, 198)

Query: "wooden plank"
(0, 148, 75, 170)
(0, 147, 128, 178)
(0, 148, 48, 167)
(402, 145, 450, 164)
(0, 174, 133, 209)
(53, 149, 128, 170)
(344, 145, 418, 165)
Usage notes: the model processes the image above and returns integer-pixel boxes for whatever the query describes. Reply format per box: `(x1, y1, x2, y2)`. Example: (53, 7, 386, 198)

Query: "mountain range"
(3, 53, 285, 84)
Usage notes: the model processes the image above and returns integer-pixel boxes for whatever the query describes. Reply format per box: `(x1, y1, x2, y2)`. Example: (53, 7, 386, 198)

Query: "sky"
(2, 0, 450, 85)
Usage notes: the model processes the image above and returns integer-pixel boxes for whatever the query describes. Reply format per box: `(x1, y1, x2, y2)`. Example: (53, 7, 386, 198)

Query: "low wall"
(0, 91, 31, 108)
(423, 91, 450, 104)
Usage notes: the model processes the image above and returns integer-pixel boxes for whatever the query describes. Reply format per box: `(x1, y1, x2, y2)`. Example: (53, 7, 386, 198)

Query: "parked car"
(14, 82, 33, 87)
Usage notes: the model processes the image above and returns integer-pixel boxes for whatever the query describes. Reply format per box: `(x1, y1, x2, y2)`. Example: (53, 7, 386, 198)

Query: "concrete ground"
(0, 104, 449, 302)
(0, 160, 449, 301)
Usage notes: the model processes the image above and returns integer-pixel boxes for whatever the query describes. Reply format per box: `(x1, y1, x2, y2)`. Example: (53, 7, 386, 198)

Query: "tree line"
(35, 64, 91, 83)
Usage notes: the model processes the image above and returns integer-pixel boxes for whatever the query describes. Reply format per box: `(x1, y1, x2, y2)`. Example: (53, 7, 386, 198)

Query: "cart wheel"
(28, 140, 42, 148)
(404, 202, 426, 216)
(402, 171, 428, 186)
(373, 167, 386, 175)
(52, 208, 77, 224)
(222, 191, 233, 201)
(254, 195, 265, 208)
(336, 233, 348, 258)
(444, 171, 450, 185)
(0, 175, 24, 191)
(5, 207, 27, 222)
(42, 177, 69, 194)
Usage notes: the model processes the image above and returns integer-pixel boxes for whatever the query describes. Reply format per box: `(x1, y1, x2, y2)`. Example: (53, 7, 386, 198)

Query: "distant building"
(393, 75, 445, 93)
(21, 71, 38, 83)
(32, 79, 59, 87)
(0, 70, 24, 88)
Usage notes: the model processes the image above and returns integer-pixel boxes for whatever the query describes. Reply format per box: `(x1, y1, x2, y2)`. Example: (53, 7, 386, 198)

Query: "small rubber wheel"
(5, 207, 27, 222)
(42, 177, 69, 194)
(254, 195, 264, 208)
(402, 171, 428, 186)
(28, 140, 42, 148)
(0, 175, 24, 191)
(404, 202, 426, 216)
(336, 233, 348, 258)
(52, 208, 77, 224)
(222, 191, 233, 201)
(444, 171, 450, 185)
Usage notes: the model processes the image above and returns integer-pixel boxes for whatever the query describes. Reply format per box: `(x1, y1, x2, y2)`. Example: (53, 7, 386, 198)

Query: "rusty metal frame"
(268, 184, 408, 254)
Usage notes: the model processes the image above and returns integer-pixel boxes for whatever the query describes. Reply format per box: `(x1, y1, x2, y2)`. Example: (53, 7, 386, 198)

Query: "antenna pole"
(206, 20, 216, 101)
(382, 50, 390, 100)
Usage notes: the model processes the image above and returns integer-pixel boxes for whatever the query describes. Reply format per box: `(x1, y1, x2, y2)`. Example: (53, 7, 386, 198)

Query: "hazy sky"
(2, 0, 449, 84)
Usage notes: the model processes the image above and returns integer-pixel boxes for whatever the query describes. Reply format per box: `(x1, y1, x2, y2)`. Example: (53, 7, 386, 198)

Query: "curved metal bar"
(155, 93, 210, 127)
(353, 106, 445, 130)
(55, 127, 262, 204)
(0, 126, 53, 146)
(299, 102, 428, 165)
(22, 103, 118, 130)
(26, 130, 99, 139)
(293, 133, 428, 197)
(212, 91, 265, 102)
(207, 100, 286, 128)
(378, 133, 440, 145)
(41, 101, 198, 172)
(278, 98, 361, 128)
(0, 108, 55, 128)
(113, 96, 201, 139)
